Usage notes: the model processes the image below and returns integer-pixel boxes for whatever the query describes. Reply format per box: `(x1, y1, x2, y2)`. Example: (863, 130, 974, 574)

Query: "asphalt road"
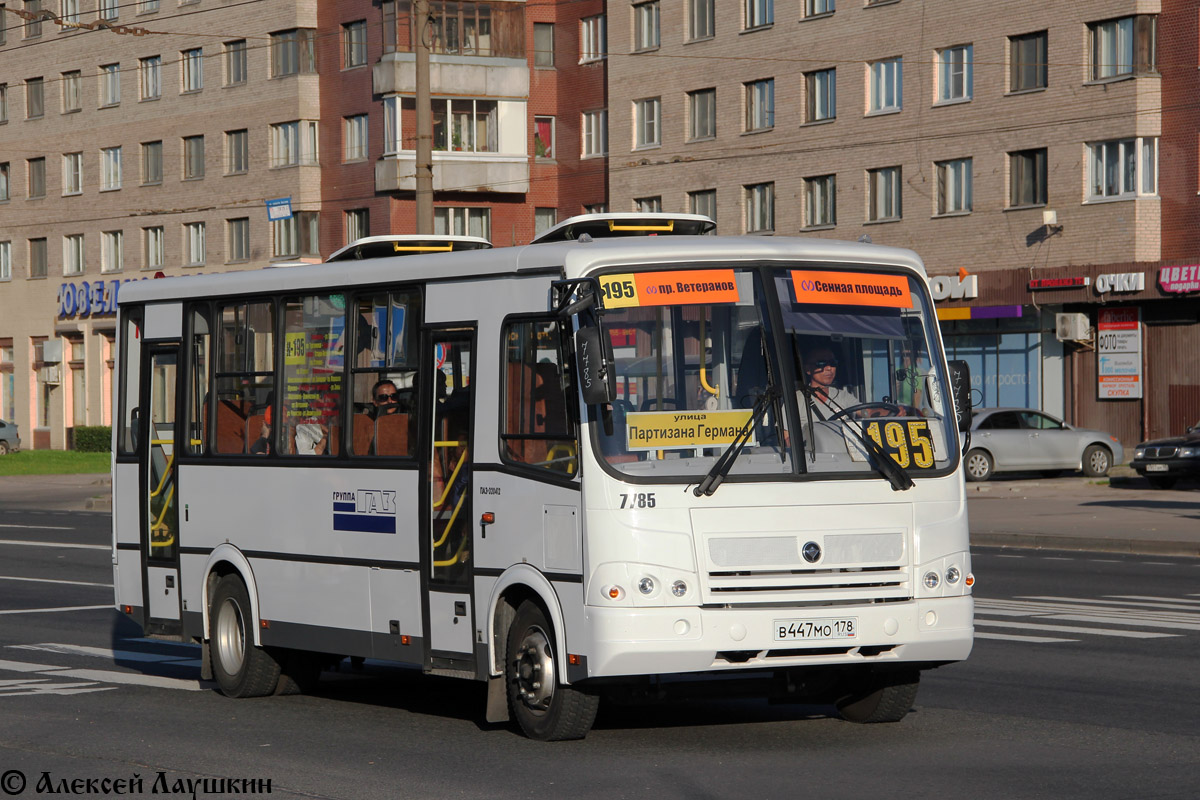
(1, 507, 1198, 799)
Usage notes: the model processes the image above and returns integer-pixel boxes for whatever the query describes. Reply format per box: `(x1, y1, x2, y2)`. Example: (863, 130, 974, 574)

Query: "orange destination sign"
(600, 269, 740, 309)
(791, 271, 912, 308)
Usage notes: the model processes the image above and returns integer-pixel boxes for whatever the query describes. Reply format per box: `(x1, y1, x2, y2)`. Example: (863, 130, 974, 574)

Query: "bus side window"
(213, 300, 275, 455)
(280, 293, 346, 457)
(500, 317, 576, 475)
(185, 305, 211, 455)
(117, 308, 143, 456)
(349, 289, 421, 457)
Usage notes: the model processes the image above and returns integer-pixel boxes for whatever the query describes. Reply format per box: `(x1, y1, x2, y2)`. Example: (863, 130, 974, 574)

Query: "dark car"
(0, 419, 20, 455)
(1130, 422, 1200, 489)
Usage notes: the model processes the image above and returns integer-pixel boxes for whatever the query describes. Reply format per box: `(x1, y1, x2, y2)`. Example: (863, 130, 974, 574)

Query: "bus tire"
(209, 574, 281, 698)
(505, 600, 599, 741)
(836, 669, 920, 724)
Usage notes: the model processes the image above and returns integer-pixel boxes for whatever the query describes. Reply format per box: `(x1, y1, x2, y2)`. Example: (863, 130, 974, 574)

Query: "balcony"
(375, 152, 529, 194)
(382, 1, 525, 59)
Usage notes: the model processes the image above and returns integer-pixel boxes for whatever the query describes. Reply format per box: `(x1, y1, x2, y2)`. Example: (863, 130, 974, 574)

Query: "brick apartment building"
(606, 0, 1200, 448)
(0, 0, 607, 449)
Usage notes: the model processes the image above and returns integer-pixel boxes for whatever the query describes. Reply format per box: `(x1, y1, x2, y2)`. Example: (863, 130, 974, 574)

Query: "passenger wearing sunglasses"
(371, 379, 402, 418)
(800, 347, 859, 420)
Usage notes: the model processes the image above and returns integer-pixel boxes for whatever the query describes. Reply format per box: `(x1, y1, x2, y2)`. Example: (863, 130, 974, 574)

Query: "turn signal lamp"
(606, 585, 625, 600)
(259, 619, 270, 629)
(965, 573, 975, 588)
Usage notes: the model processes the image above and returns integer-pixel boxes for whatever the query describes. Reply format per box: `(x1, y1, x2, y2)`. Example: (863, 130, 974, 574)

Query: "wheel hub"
(215, 597, 246, 674)
(513, 627, 554, 711)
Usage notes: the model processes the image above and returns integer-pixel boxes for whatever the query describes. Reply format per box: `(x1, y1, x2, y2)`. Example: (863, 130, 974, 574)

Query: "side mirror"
(575, 323, 614, 405)
(947, 360, 972, 433)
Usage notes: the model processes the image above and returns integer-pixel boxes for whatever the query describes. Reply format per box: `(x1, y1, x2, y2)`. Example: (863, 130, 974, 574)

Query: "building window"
(225, 130, 249, 175)
(183, 135, 205, 179)
(805, 68, 836, 122)
(137, 0, 158, 12)
(1090, 16, 1156, 80)
(1009, 149, 1047, 207)
(345, 209, 369, 243)
(273, 211, 319, 257)
(143, 226, 163, 269)
(141, 141, 162, 184)
(635, 196, 662, 213)
(937, 44, 972, 102)
(534, 116, 555, 159)
(29, 238, 48, 277)
(534, 22, 555, 67)
(688, 89, 716, 141)
(99, 0, 117, 19)
(432, 100, 495, 152)
(805, 0, 833, 17)
(582, 109, 608, 157)
(745, 78, 774, 131)
(580, 15, 606, 63)
(936, 158, 973, 214)
(584, 203, 608, 214)
(27, 157, 45, 197)
(344, 20, 368, 68)
(0, 241, 10, 280)
(99, 64, 119, 106)
(1009, 31, 1047, 92)
(534, 208, 557, 236)
(689, 189, 716, 228)
(634, 97, 661, 148)
(62, 70, 82, 112)
(227, 218, 250, 262)
(101, 231, 123, 273)
(59, 0, 78, 23)
(184, 222, 206, 265)
(101, 146, 121, 191)
(0, 4, 5, 45)
(24, 0, 42, 37)
(181, 48, 203, 92)
(804, 175, 836, 227)
(63, 233, 84, 275)
(26, 77, 44, 118)
(62, 152, 82, 195)
(272, 121, 319, 167)
(0, 84, 7, 122)
(1089, 138, 1157, 199)
(435, 207, 490, 239)
(746, 182, 774, 232)
(139, 57, 161, 100)
(688, 0, 714, 40)
(634, 2, 660, 51)
(271, 29, 317, 77)
(745, 0, 772, 29)
(344, 115, 368, 162)
(225, 40, 247, 85)
(869, 58, 902, 113)
(867, 166, 901, 221)
(0, 162, 7, 202)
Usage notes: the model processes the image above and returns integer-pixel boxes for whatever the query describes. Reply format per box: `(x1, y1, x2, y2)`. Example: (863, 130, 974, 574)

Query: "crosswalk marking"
(0, 606, 111, 616)
(0, 575, 113, 588)
(12, 643, 197, 664)
(0, 641, 209, 696)
(975, 592, 1200, 647)
(0, 539, 108, 550)
(0, 523, 75, 530)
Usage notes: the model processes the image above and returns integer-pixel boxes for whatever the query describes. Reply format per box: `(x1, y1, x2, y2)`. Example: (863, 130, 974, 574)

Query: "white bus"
(112, 218, 974, 740)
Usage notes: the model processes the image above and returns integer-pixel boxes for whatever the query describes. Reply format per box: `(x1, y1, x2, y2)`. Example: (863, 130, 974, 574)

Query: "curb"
(972, 532, 1200, 559)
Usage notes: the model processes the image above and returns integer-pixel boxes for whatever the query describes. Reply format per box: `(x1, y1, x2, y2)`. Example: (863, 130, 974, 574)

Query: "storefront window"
(944, 326, 1041, 409)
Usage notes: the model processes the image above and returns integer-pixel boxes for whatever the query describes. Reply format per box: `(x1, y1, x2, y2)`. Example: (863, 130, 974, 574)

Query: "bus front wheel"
(505, 600, 599, 740)
(209, 574, 281, 698)
(835, 669, 920, 724)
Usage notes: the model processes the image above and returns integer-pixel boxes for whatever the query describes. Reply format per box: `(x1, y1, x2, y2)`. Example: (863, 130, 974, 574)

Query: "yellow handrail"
(430, 488, 467, 549)
(698, 315, 719, 397)
(150, 483, 175, 541)
(544, 444, 578, 475)
(150, 453, 174, 499)
(432, 447, 468, 508)
(432, 533, 469, 568)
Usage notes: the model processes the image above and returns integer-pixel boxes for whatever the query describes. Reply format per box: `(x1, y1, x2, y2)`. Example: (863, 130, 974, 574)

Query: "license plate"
(1146, 463, 1169, 472)
(774, 617, 857, 641)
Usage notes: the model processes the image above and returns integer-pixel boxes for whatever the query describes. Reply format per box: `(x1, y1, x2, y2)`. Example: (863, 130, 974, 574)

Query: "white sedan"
(965, 408, 1123, 482)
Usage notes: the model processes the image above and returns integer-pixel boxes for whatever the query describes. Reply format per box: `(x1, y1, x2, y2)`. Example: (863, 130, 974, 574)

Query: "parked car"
(1130, 422, 1200, 489)
(965, 408, 1123, 482)
(0, 420, 20, 455)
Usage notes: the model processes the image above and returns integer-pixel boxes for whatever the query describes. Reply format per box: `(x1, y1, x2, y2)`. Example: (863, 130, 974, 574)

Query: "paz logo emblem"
(802, 541, 822, 563)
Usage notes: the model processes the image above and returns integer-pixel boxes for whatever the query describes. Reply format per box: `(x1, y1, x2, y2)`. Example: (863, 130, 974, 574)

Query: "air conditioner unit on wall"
(38, 365, 61, 385)
(1055, 312, 1091, 342)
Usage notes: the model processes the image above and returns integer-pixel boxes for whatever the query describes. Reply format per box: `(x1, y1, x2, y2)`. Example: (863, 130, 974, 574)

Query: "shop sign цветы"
(1096, 307, 1141, 400)
(1095, 272, 1145, 294)
(1159, 265, 1200, 294)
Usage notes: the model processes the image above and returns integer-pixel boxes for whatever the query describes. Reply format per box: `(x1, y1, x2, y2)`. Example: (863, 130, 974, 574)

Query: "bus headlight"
(671, 580, 688, 597)
(945, 566, 961, 585)
(637, 577, 655, 595)
(923, 571, 940, 590)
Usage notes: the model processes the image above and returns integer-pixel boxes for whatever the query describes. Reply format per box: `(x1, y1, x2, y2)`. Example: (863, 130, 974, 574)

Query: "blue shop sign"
(57, 278, 128, 319)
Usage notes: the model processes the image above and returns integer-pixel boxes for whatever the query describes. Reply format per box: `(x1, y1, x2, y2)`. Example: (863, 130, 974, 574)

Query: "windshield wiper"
(693, 386, 780, 497)
(797, 383, 914, 492)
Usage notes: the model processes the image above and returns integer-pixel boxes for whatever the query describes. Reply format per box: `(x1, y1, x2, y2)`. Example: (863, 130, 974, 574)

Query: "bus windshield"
(592, 265, 957, 481)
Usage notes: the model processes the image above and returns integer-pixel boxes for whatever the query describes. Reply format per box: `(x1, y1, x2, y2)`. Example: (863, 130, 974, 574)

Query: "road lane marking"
(0, 523, 75, 530)
(973, 619, 1177, 639)
(48, 668, 206, 691)
(0, 606, 111, 615)
(1104, 595, 1200, 606)
(0, 575, 113, 588)
(0, 659, 69, 672)
(1010, 596, 1200, 617)
(12, 643, 196, 664)
(977, 603, 1200, 626)
(0, 539, 108, 550)
(976, 632, 1076, 643)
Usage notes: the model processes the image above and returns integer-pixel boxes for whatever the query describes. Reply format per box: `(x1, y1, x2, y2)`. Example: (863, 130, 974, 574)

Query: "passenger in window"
(371, 379, 401, 417)
(250, 406, 272, 455)
(799, 346, 860, 420)
(294, 422, 329, 455)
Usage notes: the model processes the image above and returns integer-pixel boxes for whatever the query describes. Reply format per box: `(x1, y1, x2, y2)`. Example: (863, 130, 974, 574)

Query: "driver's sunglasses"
(375, 392, 398, 403)
(812, 359, 839, 370)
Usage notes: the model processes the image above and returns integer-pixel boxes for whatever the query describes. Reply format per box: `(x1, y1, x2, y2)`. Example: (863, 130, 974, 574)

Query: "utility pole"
(414, 0, 434, 233)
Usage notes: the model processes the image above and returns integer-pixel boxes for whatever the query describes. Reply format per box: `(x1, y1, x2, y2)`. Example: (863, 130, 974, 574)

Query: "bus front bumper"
(579, 595, 973, 678)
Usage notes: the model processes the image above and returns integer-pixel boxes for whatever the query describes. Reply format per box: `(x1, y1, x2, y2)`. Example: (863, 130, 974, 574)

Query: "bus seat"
(375, 413, 409, 457)
(534, 362, 567, 435)
(328, 423, 340, 456)
(215, 399, 248, 453)
(245, 414, 266, 448)
(352, 413, 374, 455)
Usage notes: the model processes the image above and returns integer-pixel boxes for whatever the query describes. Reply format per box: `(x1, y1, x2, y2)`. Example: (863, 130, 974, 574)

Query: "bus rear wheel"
(209, 574, 281, 698)
(505, 600, 599, 741)
(835, 669, 920, 724)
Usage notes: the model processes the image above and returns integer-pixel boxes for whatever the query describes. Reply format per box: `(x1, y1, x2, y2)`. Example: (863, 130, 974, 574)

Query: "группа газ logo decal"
(333, 490, 397, 534)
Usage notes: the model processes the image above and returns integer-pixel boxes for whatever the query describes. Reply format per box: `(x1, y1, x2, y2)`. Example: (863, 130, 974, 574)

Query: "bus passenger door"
(141, 345, 182, 634)
(425, 329, 476, 670)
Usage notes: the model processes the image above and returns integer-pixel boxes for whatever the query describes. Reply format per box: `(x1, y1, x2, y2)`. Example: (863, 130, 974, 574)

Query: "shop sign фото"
(1096, 307, 1142, 400)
